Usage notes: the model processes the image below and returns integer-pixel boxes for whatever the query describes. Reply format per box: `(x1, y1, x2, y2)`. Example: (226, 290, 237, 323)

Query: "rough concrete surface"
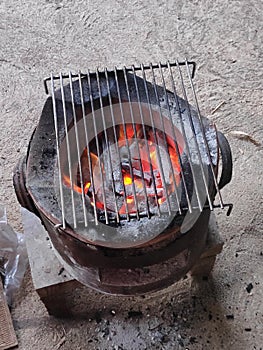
(0, 0, 262, 349)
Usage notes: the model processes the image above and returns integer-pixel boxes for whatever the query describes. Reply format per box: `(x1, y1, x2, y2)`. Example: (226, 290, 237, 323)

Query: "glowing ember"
(62, 123, 183, 216)
(84, 182, 91, 193)
(123, 174, 132, 186)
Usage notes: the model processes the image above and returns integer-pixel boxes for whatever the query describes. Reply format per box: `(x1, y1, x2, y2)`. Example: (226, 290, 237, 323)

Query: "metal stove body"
(13, 60, 232, 295)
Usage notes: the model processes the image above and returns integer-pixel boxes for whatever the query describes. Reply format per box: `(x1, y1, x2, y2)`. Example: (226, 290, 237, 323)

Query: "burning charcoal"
(131, 166, 152, 185)
(120, 160, 130, 173)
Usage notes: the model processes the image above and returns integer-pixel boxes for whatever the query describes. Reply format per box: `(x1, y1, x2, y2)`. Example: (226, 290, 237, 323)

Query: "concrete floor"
(0, 0, 262, 349)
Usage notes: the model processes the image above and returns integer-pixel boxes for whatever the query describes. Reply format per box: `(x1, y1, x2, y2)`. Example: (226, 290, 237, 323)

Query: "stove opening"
(62, 113, 184, 220)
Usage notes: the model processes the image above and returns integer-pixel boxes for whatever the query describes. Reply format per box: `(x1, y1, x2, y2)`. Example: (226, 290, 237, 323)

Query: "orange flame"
(62, 123, 183, 215)
(123, 174, 132, 185)
(84, 182, 91, 193)
(63, 176, 91, 195)
(126, 197, 134, 204)
(63, 175, 82, 194)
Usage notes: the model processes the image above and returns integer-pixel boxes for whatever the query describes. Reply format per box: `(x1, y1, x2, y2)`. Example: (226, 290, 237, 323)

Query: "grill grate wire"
(45, 61, 232, 229)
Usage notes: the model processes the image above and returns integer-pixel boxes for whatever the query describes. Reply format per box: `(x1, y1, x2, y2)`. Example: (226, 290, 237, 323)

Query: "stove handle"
(217, 131, 233, 190)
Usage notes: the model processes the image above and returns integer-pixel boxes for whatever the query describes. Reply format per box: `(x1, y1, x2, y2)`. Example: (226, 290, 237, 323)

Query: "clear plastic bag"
(0, 205, 28, 305)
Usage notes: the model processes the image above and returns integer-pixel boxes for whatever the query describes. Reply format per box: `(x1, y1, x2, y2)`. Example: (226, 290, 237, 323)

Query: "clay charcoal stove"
(13, 60, 233, 295)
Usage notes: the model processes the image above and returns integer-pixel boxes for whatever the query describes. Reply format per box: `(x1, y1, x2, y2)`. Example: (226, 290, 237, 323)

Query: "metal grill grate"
(44, 60, 232, 229)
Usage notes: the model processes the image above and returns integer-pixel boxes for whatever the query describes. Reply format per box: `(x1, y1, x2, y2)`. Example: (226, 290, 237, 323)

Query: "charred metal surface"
(35, 206, 209, 295)
(13, 156, 39, 217)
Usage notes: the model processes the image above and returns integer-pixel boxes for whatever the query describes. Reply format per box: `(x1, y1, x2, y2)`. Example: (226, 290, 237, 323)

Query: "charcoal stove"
(13, 60, 233, 295)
